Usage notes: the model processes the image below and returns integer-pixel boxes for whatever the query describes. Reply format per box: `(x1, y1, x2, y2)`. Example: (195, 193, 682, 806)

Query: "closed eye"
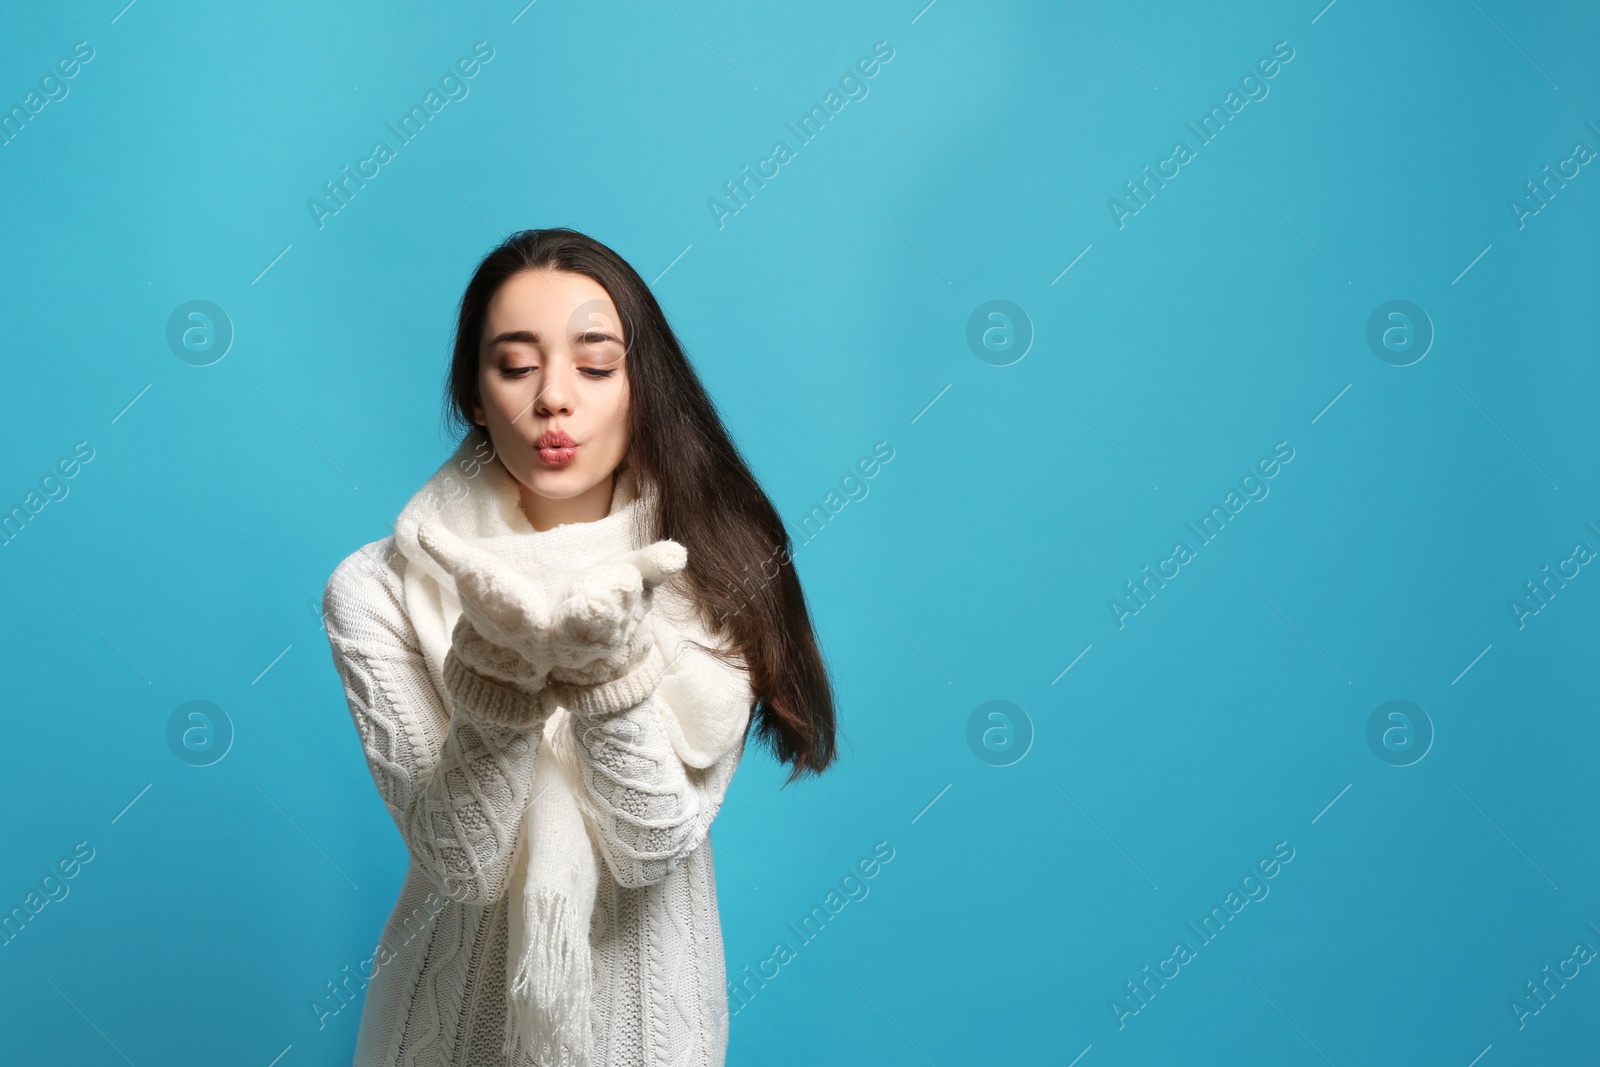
(498, 366, 617, 379)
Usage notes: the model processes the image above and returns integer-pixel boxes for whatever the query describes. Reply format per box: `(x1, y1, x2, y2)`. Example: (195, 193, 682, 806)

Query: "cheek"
(480, 377, 525, 423)
(476, 372, 500, 415)
(603, 385, 630, 442)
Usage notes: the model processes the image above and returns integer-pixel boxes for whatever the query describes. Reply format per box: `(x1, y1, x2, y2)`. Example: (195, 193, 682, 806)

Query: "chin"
(521, 467, 602, 500)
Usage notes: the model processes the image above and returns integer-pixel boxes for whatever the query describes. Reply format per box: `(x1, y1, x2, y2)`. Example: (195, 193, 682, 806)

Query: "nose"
(533, 354, 575, 419)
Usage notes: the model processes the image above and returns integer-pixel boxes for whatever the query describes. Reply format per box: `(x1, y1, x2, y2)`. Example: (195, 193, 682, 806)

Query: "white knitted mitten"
(541, 540, 688, 718)
(416, 520, 558, 696)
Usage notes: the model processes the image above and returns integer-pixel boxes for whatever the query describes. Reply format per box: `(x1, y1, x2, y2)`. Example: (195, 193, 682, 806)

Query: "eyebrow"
(485, 329, 540, 348)
(485, 328, 624, 349)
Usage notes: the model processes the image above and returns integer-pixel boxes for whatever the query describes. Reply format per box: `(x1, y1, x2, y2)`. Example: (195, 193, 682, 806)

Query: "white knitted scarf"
(390, 429, 753, 1065)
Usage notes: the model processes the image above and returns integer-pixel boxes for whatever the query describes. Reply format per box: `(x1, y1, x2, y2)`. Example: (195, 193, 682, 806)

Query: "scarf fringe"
(503, 883, 595, 1066)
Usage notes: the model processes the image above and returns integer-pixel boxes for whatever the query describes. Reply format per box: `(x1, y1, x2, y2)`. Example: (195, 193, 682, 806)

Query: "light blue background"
(2, 1, 1596, 1063)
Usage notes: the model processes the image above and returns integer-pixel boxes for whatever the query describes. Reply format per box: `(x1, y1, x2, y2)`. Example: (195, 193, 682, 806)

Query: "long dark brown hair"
(441, 227, 836, 784)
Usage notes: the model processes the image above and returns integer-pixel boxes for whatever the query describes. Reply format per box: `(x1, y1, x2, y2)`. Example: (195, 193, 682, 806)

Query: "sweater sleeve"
(321, 540, 548, 907)
(561, 646, 753, 890)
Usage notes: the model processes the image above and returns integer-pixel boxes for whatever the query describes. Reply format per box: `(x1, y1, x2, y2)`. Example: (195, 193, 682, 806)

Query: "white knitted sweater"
(321, 471, 753, 1066)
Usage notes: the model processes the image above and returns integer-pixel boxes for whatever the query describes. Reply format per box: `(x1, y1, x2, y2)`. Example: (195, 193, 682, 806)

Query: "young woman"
(321, 228, 837, 1066)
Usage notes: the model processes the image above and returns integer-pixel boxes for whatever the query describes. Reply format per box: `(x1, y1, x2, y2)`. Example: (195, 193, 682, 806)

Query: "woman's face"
(473, 269, 631, 529)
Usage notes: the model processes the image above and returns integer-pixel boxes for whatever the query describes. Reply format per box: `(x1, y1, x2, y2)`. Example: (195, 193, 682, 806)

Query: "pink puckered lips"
(535, 428, 578, 467)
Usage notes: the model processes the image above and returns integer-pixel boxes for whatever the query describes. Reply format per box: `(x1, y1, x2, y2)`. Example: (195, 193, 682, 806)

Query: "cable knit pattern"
(323, 535, 751, 1066)
(570, 704, 705, 890)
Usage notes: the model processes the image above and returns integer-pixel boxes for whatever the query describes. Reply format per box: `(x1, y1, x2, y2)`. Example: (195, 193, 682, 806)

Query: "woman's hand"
(417, 520, 558, 693)
(545, 539, 688, 692)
